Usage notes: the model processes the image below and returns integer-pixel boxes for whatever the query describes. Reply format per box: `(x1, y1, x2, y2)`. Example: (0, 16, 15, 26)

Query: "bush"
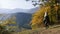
(30, 0, 60, 29)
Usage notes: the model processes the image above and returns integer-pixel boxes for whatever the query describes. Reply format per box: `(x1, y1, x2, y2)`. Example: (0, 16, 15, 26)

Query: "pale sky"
(0, 0, 38, 9)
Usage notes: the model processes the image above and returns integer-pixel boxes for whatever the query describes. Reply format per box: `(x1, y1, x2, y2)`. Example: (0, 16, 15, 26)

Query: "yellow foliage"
(30, 0, 60, 29)
(31, 6, 51, 26)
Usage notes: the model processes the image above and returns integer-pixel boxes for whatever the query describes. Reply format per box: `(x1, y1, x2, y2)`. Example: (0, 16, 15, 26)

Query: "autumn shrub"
(30, 0, 60, 29)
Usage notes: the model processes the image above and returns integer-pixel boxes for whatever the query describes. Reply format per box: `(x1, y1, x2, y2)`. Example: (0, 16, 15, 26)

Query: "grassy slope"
(15, 25, 60, 34)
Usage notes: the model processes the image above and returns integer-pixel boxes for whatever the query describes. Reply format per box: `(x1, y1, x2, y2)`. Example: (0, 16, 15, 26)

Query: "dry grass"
(12, 25, 60, 34)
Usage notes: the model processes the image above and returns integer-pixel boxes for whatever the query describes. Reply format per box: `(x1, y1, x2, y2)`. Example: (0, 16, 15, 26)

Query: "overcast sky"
(0, 0, 39, 9)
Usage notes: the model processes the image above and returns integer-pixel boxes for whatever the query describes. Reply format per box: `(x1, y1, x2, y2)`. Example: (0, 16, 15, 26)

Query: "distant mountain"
(0, 7, 39, 31)
(28, 7, 39, 14)
(15, 12, 32, 29)
(0, 7, 39, 14)
(0, 13, 32, 29)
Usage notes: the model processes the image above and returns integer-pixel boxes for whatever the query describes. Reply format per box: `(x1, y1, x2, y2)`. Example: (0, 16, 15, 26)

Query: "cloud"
(0, 0, 37, 9)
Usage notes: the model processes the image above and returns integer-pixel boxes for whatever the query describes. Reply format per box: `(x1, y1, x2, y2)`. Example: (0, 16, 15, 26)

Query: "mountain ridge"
(0, 7, 39, 14)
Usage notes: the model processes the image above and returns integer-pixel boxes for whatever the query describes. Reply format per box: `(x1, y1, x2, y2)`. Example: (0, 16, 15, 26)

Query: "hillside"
(17, 25, 60, 34)
(15, 13, 32, 29)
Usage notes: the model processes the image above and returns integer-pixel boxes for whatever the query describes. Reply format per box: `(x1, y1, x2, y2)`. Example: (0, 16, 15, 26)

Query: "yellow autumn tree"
(30, 0, 60, 29)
